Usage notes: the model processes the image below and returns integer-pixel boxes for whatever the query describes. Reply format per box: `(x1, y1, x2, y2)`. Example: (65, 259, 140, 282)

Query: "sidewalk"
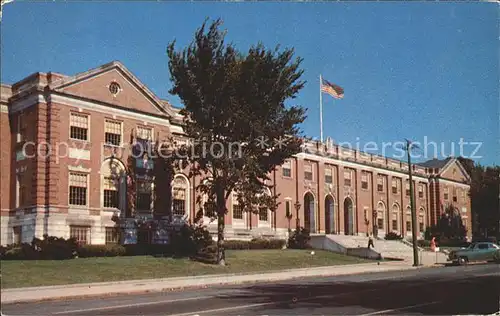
(1, 261, 431, 304)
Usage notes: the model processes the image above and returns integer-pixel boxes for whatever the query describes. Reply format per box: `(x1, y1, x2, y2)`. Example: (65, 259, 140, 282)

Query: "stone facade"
(0, 61, 472, 245)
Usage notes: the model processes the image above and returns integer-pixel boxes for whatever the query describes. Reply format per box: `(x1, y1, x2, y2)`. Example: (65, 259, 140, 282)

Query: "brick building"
(0, 61, 472, 245)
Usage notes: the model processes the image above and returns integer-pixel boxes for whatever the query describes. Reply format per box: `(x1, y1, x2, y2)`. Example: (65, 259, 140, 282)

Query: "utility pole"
(405, 139, 420, 266)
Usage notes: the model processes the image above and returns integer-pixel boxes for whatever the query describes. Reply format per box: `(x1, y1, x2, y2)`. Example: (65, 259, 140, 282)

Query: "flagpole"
(319, 74, 323, 143)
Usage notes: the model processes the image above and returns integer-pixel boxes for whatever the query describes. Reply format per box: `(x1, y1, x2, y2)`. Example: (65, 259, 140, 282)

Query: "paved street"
(2, 263, 499, 315)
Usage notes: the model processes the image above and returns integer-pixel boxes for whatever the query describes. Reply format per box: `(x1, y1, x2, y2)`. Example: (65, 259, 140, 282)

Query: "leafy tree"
(167, 19, 307, 265)
(458, 157, 500, 238)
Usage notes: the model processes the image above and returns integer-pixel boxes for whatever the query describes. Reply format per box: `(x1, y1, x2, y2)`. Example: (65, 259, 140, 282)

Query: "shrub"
(385, 232, 403, 240)
(288, 227, 311, 249)
(31, 235, 78, 260)
(78, 244, 126, 258)
(2, 243, 40, 260)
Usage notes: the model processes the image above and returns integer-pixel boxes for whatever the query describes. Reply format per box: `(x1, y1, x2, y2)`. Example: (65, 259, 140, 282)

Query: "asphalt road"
(2, 263, 499, 316)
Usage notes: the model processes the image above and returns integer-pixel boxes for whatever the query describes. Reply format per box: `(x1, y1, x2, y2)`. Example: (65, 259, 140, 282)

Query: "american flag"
(321, 79, 344, 99)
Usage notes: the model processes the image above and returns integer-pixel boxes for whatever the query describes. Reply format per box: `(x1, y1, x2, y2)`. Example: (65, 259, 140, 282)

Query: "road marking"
(166, 288, 380, 316)
(358, 301, 442, 315)
(53, 295, 215, 314)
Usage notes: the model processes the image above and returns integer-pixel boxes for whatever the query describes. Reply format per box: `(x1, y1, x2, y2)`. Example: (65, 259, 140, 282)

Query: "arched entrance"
(343, 197, 354, 235)
(325, 195, 335, 234)
(304, 192, 316, 233)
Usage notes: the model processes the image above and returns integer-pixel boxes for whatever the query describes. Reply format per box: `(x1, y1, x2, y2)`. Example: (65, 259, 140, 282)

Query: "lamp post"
(405, 139, 420, 266)
(294, 201, 301, 229)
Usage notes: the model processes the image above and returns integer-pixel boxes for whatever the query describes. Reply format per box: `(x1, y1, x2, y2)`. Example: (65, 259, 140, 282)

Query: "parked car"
(448, 242, 500, 265)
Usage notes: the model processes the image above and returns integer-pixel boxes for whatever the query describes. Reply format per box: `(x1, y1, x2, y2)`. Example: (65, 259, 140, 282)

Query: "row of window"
(284, 162, 427, 197)
(443, 187, 466, 202)
(11, 226, 119, 245)
(69, 112, 153, 145)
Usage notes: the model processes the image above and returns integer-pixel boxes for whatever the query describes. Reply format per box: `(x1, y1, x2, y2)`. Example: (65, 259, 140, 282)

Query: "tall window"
(105, 119, 122, 146)
(70, 113, 89, 141)
(392, 213, 398, 231)
(344, 170, 352, 187)
(361, 172, 368, 189)
(452, 187, 457, 202)
(136, 180, 152, 211)
(69, 172, 87, 206)
(259, 207, 268, 221)
(392, 179, 398, 194)
(325, 167, 333, 184)
(418, 184, 424, 198)
(461, 190, 466, 202)
(17, 113, 26, 143)
(105, 227, 120, 244)
(377, 176, 384, 192)
(285, 200, 291, 218)
(406, 208, 411, 232)
(405, 181, 410, 196)
(172, 188, 186, 216)
(103, 177, 119, 208)
(13, 226, 22, 244)
(282, 160, 292, 178)
(419, 215, 424, 233)
(304, 164, 313, 181)
(70, 225, 90, 245)
(204, 201, 216, 218)
(444, 187, 449, 200)
(232, 192, 243, 219)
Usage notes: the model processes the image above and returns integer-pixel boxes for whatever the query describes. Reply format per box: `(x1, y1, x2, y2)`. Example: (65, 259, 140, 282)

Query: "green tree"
(167, 19, 307, 265)
(458, 157, 500, 238)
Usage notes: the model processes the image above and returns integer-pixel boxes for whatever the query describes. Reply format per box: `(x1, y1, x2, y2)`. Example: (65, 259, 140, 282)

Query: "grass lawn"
(1, 249, 370, 289)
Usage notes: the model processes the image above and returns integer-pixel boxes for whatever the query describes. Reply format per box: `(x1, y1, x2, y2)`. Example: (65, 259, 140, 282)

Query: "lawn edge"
(1, 262, 438, 304)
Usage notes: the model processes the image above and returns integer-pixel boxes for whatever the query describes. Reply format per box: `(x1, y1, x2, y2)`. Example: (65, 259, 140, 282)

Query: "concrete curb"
(1, 262, 428, 304)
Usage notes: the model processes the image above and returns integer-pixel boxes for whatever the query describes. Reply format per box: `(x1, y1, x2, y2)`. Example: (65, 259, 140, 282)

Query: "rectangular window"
(392, 220, 398, 231)
(282, 160, 292, 178)
(461, 190, 466, 202)
(172, 188, 186, 216)
(259, 207, 268, 221)
(105, 119, 122, 146)
(377, 218, 384, 229)
(344, 170, 351, 187)
(136, 126, 153, 142)
(204, 201, 216, 218)
(419, 216, 424, 233)
(406, 215, 411, 232)
(452, 187, 457, 202)
(233, 204, 243, 219)
(70, 113, 89, 141)
(418, 184, 424, 198)
(105, 227, 120, 244)
(136, 180, 152, 211)
(377, 176, 384, 192)
(285, 200, 291, 218)
(361, 172, 368, 190)
(13, 226, 22, 244)
(70, 225, 90, 245)
(444, 187, 449, 200)
(405, 182, 410, 196)
(304, 164, 313, 181)
(17, 113, 26, 143)
(325, 168, 333, 184)
(69, 172, 87, 206)
(103, 177, 119, 208)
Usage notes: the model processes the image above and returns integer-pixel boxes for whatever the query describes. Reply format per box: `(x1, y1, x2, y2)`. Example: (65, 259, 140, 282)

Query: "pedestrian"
(368, 234, 375, 249)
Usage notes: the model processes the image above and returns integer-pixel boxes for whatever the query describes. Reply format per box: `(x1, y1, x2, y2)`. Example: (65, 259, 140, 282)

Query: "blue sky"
(1, 2, 498, 166)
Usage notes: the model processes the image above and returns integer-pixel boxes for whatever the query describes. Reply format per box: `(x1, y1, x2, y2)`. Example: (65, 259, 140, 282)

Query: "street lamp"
(405, 139, 420, 267)
(294, 201, 301, 230)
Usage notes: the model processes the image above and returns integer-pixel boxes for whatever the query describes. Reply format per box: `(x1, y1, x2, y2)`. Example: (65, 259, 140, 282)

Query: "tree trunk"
(216, 186, 226, 266)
